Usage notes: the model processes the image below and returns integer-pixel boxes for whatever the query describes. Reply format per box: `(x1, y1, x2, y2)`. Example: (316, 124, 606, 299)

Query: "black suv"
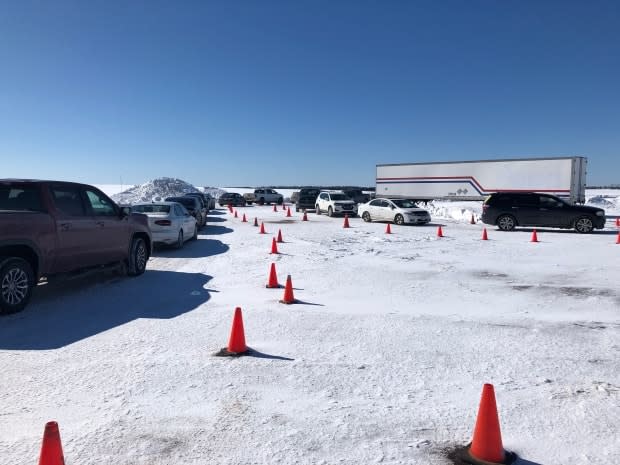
(295, 187, 320, 212)
(481, 192, 605, 233)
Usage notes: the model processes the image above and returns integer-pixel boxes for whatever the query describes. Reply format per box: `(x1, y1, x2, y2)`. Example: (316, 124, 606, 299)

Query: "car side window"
(379, 200, 390, 208)
(174, 205, 184, 216)
(50, 186, 87, 216)
(539, 196, 563, 208)
(0, 186, 45, 212)
(320, 193, 327, 200)
(84, 189, 117, 216)
(513, 195, 537, 207)
(369, 199, 381, 206)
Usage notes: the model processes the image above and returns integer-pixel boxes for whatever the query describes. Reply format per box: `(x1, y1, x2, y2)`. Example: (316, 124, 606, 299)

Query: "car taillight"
(154, 219, 172, 226)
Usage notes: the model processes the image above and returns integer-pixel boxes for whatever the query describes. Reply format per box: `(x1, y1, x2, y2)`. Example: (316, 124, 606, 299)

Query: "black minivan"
(481, 192, 605, 233)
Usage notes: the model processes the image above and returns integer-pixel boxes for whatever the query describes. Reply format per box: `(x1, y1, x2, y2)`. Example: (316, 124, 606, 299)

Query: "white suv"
(315, 191, 358, 217)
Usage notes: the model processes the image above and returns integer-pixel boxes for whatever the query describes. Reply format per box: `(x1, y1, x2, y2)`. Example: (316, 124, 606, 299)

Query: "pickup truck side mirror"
(120, 206, 131, 218)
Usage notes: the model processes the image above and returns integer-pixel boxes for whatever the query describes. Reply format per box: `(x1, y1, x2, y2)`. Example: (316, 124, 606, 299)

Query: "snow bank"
(111, 178, 200, 204)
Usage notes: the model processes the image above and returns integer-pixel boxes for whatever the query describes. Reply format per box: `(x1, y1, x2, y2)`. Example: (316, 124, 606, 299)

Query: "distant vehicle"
(481, 192, 605, 233)
(184, 192, 210, 218)
(185, 192, 215, 211)
(132, 202, 197, 248)
(218, 192, 246, 207)
(358, 198, 431, 225)
(295, 187, 320, 212)
(342, 189, 370, 204)
(315, 191, 357, 217)
(243, 188, 283, 205)
(203, 193, 216, 210)
(376, 156, 588, 204)
(0, 179, 152, 314)
(164, 196, 206, 228)
(290, 191, 299, 205)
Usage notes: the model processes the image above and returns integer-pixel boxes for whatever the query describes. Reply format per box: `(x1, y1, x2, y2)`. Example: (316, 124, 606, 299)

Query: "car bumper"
(151, 229, 180, 245)
(404, 215, 431, 224)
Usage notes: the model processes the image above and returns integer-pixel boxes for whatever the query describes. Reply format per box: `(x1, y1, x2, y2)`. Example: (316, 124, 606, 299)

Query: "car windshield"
(331, 194, 348, 200)
(132, 204, 170, 213)
(392, 199, 418, 208)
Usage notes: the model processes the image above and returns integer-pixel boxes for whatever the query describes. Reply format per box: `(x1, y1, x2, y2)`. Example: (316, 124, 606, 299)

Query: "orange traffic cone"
(282, 203, 286, 210)
(253, 217, 258, 227)
(386, 223, 392, 234)
(273, 204, 277, 212)
(234, 210, 238, 218)
(266, 263, 280, 288)
(279, 275, 296, 304)
(259, 222, 266, 234)
(468, 384, 506, 464)
(302, 210, 308, 221)
(482, 228, 488, 240)
(616, 218, 620, 227)
(226, 307, 247, 354)
(277, 229, 283, 243)
(437, 226, 444, 237)
(343, 214, 350, 228)
(228, 204, 233, 213)
(616, 231, 620, 244)
(38, 421, 65, 465)
(530, 229, 539, 243)
(286, 207, 292, 217)
(470, 214, 476, 224)
(242, 213, 247, 222)
(270, 237, 279, 254)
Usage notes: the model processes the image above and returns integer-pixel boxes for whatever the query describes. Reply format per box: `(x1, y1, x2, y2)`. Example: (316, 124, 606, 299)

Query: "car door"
(378, 199, 394, 220)
(511, 194, 539, 226)
(83, 187, 129, 263)
(318, 193, 329, 211)
(536, 195, 566, 227)
(48, 184, 100, 272)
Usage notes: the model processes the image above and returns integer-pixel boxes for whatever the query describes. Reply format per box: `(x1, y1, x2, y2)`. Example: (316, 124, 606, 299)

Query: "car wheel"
(394, 214, 404, 225)
(362, 212, 371, 222)
(328, 206, 333, 217)
(574, 216, 594, 234)
(258, 198, 265, 206)
(191, 224, 198, 240)
(277, 198, 283, 205)
(0, 257, 34, 314)
(497, 214, 516, 231)
(316, 205, 321, 215)
(127, 237, 148, 276)
(175, 230, 184, 249)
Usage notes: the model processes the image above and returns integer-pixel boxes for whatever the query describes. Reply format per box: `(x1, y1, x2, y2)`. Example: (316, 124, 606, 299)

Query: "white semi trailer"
(376, 156, 587, 204)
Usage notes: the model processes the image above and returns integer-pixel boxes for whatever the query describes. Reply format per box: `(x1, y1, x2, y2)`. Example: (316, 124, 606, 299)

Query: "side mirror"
(120, 206, 131, 218)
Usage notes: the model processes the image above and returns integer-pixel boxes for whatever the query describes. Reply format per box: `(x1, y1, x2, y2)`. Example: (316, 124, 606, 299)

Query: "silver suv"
(315, 191, 357, 217)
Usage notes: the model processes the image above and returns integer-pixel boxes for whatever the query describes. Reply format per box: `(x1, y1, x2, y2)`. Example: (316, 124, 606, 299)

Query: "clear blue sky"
(1, 0, 619, 186)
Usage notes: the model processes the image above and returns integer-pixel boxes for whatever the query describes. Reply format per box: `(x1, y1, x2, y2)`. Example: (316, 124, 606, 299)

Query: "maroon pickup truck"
(0, 179, 152, 314)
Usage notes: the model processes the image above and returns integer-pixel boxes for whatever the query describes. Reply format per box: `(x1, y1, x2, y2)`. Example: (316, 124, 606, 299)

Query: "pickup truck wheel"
(362, 212, 371, 222)
(127, 237, 148, 276)
(258, 198, 265, 206)
(0, 258, 34, 314)
(327, 206, 334, 217)
(574, 216, 594, 234)
(176, 230, 184, 249)
(497, 214, 516, 231)
(316, 205, 321, 215)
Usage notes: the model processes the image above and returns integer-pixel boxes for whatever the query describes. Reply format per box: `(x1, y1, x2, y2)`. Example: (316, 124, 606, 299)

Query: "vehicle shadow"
(506, 227, 617, 235)
(202, 225, 233, 235)
(153, 238, 230, 258)
(209, 209, 227, 215)
(0, 270, 212, 350)
(205, 216, 228, 223)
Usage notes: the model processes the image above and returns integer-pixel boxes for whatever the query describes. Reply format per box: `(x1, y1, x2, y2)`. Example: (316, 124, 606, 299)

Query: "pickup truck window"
(0, 186, 45, 212)
(51, 186, 86, 216)
(85, 189, 117, 216)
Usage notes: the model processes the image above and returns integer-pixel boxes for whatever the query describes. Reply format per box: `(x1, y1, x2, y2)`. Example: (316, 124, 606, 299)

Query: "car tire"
(258, 198, 265, 206)
(362, 212, 371, 222)
(574, 216, 594, 234)
(394, 214, 404, 225)
(0, 257, 34, 314)
(316, 205, 321, 215)
(328, 206, 333, 217)
(191, 224, 198, 240)
(277, 198, 283, 205)
(497, 214, 516, 231)
(127, 237, 148, 276)
(175, 230, 184, 249)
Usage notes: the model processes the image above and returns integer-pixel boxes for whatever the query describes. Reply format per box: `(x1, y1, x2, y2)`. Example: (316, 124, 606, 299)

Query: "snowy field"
(1, 189, 619, 465)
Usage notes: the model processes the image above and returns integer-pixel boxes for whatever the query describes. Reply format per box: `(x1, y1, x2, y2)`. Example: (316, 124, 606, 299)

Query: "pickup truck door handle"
(60, 223, 71, 231)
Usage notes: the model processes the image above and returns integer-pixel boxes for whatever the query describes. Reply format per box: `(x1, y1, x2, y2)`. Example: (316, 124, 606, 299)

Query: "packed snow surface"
(2, 190, 619, 465)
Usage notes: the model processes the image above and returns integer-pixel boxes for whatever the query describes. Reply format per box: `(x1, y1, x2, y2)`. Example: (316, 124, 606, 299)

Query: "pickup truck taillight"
(154, 219, 172, 226)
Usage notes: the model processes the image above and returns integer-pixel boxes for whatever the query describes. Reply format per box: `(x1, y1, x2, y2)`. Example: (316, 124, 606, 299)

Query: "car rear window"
(0, 186, 45, 212)
(166, 197, 195, 208)
(132, 204, 171, 213)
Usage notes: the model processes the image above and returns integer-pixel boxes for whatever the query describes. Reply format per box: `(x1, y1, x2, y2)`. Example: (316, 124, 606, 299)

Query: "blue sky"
(1, 1, 619, 186)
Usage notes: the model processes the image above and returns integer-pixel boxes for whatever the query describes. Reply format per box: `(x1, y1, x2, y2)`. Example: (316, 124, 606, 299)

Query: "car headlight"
(595, 211, 605, 216)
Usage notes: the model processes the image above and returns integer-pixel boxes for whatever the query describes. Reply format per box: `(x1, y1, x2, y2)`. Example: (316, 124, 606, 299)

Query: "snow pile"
(111, 178, 200, 204)
(586, 193, 620, 215)
(425, 200, 483, 222)
(201, 187, 228, 199)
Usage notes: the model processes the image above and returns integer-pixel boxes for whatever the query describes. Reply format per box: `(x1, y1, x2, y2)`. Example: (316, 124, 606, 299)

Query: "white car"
(131, 202, 198, 248)
(315, 191, 358, 217)
(358, 198, 431, 225)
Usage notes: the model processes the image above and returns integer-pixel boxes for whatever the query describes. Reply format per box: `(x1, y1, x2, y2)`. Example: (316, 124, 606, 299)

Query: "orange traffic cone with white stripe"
(467, 384, 508, 464)
(482, 228, 488, 240)
(279, 275, 296, 304)
(530, 229, 539, 243)
(38, 421, 65, 465)
(386, 223, 392, 234)
(343, 214, 350, 228)
(266, 263, 280, 288)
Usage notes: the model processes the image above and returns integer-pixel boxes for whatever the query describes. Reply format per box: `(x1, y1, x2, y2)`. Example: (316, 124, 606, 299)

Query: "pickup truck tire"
(316, 205, 321, 215)
(258, 198, 265, 206)
(0, 257, 34, 314)
(127, 237, 148, 276)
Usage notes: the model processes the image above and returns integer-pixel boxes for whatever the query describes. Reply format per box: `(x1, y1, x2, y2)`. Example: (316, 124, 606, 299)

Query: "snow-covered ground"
(1, 189, 619, 465)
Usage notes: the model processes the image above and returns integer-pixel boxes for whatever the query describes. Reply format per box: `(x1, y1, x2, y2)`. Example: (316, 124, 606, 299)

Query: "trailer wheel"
(497, 214, 516, 231)
(574, 216, 594, 234)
